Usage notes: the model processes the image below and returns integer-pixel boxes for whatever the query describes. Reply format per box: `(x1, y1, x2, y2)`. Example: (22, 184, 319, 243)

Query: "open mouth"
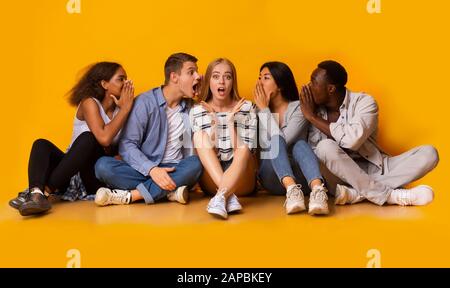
(217, 87, 226, 96)
(192, 82, 200, 96)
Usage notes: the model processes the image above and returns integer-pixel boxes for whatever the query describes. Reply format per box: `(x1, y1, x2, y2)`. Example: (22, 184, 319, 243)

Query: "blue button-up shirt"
(119, 86, 194, 176)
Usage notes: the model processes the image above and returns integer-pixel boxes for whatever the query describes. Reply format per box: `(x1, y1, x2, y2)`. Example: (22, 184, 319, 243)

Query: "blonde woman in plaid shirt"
(190, 58, 258, 219)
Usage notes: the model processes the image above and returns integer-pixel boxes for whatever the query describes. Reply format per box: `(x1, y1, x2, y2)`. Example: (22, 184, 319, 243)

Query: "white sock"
(30, 188, 44, 195)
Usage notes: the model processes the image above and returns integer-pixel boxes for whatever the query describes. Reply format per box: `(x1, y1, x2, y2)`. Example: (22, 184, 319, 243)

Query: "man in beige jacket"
(300, 60, 439, 206)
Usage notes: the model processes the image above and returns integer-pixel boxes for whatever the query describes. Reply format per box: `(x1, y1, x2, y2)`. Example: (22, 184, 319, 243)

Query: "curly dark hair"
(68, 62, 122, 106)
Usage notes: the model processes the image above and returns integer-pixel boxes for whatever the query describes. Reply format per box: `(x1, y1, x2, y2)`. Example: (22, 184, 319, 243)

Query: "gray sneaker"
(308, 184, 329, 215)
(284, 184, 306, 214)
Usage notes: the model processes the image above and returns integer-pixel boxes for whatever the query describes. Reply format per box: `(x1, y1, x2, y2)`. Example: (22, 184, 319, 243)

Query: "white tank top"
(69, 98, 121, 148)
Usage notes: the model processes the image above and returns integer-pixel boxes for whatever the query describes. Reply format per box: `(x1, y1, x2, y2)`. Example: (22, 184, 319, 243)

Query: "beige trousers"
(315, 139, 439, 205)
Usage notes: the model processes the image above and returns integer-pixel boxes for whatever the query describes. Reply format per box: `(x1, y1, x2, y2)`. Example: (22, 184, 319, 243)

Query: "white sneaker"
(167, 186, 189, 204)
(387, 185, 434, 206)
(207, 189, 228, 219)
(335, 184, 365, 205)
(284, 184, 306, 214)
(95, 187, 131, 206)
(227, 193, 242, 213)
(308, 184, 329, 215)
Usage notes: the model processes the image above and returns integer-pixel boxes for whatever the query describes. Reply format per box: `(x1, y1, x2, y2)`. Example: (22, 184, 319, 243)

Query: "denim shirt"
(119, 86, 194, 176)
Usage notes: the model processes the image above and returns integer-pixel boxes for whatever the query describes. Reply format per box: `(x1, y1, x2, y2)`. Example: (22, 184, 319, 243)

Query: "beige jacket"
(308, 89, 386, 169)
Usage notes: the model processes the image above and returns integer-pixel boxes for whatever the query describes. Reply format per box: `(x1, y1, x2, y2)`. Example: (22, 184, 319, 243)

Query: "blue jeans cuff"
(137, 183, 154, 204)
(278, 173, 295, 183)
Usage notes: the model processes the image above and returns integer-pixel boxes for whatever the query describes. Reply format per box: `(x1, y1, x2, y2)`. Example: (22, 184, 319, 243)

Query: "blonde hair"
(199, 58, 241, 103)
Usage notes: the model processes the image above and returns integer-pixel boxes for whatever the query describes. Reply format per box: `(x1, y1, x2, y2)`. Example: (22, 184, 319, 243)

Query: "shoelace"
(311, 185, 328, 202)
(287, 185, 303, 201)
(395, 189, 412, 206)
(18, 191, 29, 199)
(209, 193, 226, 208)
(284, 185, 303, 207)
(311, 190, 328, 203)
(110, 190, 129, 204)
(23, 191, 33, 201)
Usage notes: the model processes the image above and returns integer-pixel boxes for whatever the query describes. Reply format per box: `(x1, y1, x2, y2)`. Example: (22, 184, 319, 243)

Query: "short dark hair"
(318, 60, 348, 93)
(164, 53, 198, 85)
(260, 62, 299, 102)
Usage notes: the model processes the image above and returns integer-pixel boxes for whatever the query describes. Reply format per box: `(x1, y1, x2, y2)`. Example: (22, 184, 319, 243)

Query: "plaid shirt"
(190, 100, 258, 162)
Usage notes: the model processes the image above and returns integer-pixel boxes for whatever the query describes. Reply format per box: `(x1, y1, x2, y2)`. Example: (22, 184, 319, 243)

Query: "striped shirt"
(190, 100, 258, 162)
(161, 105, 185, 164)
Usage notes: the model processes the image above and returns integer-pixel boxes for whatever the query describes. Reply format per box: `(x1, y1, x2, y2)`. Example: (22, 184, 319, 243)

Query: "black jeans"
(28, 131, 106, 194)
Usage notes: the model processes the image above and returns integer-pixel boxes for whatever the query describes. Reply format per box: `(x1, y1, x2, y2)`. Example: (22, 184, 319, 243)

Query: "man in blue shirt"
(94, 53, 203, 206)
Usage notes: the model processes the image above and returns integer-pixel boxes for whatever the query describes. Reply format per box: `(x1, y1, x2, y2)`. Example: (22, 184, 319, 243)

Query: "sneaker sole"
(308, 205, 329, 215)
(286, 204, 306, 215)
(227, 206, 242, 213)
(19, 204, 51, 216)
(207, 207, 228, 219)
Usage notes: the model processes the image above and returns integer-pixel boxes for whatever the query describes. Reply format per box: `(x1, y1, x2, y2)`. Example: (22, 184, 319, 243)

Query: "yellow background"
(0, 0, 448, 267)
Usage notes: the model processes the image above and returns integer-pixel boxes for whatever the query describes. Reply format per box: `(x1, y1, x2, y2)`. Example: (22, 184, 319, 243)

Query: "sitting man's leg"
(132, 155, 203, 205)
(167, 155, 203, 189)
(94, 156, 149, 206)
(374, 145, 439, 206)
(315, 139, 391, 206)
(315, 140, 438, 206)
(162, 155, 203, 204)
